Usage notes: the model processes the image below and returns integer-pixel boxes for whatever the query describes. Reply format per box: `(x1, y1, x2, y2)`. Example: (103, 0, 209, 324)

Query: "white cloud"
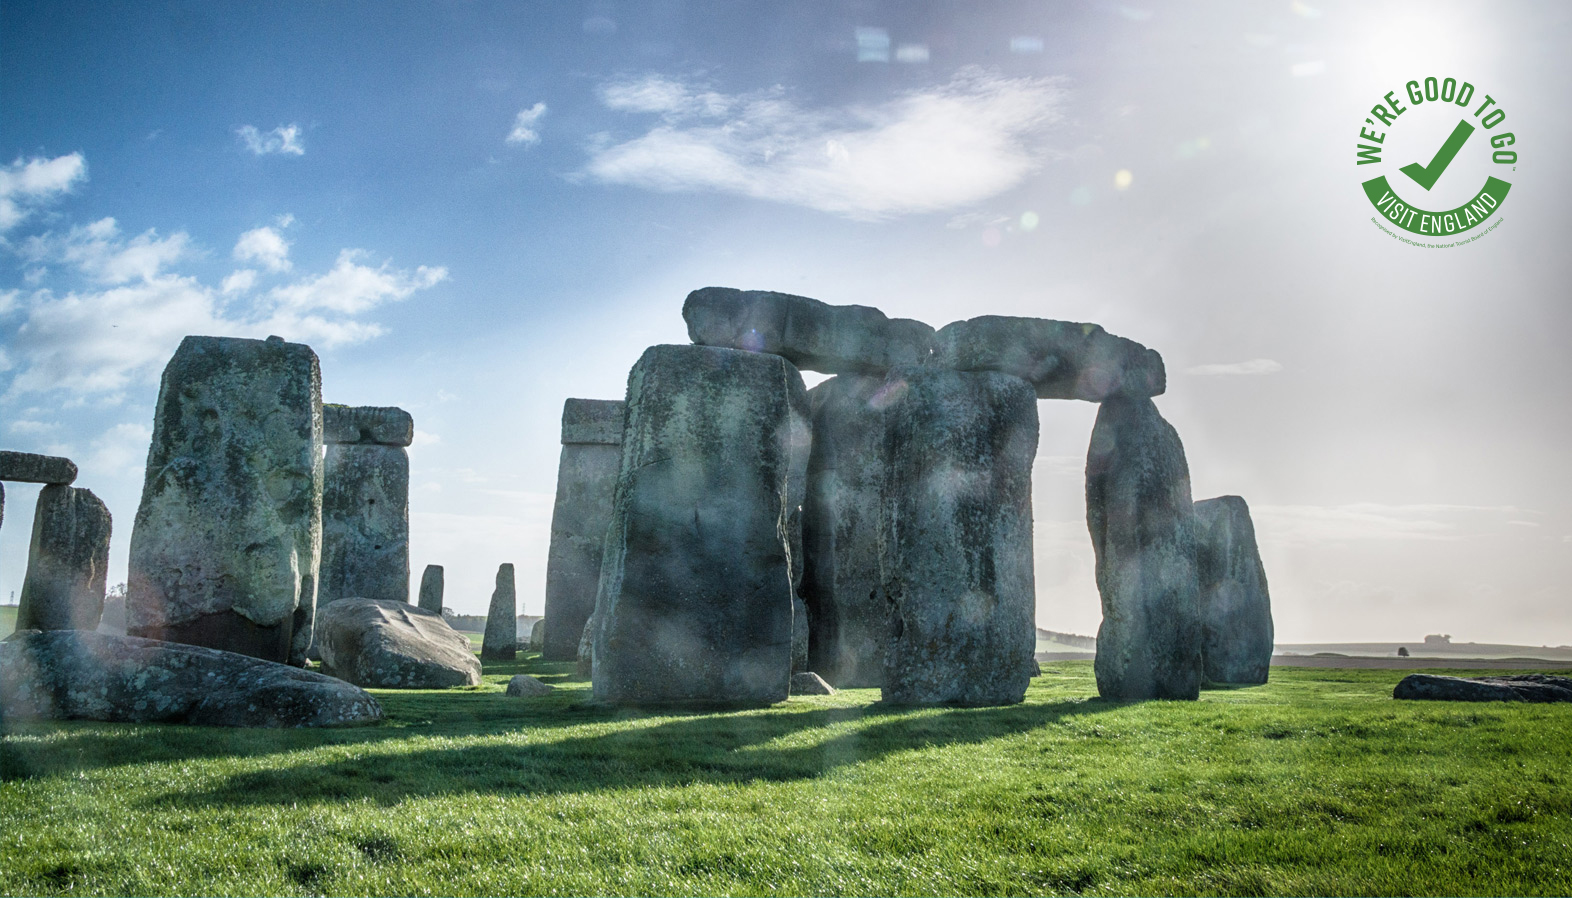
(583, 69, 1067, 220)
(268, 249, 447, 315)
(506, 102, 548, 146)
(21, 218, 189, 285)
(0, 153, 86, 233)
(237, 124, 305, 156)
(1185, 358, 1283, 376)
(85, 421, 153, 477)
(8, 419, 56, 434)
(234, 225, 291, 272)
(221, 269, 258, 294)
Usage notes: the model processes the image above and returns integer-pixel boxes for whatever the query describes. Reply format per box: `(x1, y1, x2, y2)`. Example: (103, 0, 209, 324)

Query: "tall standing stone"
(1086, 396, 1202, 700)
(127, 335, 323, 666)
(879, 368, 1038, 706)
(481, 563, 517, 661)
(319, 406, 412, 607)
(417, 564, 444, 613)
(541, 399, 624, 661)
(1194, 495, 1273, 685)
(592, 344, 800, 706)
(16, 486, 112, 631)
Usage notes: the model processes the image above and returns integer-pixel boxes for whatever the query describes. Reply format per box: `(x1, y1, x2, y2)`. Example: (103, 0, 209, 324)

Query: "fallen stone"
(790, 672, 836, 695)
(127, 335, 323, 666)
(417, 564, 444, 613)
(683, 287, 936, 375)
(934, 315, 1165, 402)
(16, 486, 112, 632)
(1194, 495, 1273, 685)
(1394, 674, 1572, 703)
(0, 630, 382, 727)
(880, 368, 1039, 706)
(315, 598, 481, 689)
(322, 405, 414, 447)
(0, 450, 78, 485)
(319, 438, 409, 606)
(481, 564, 517, 661)
(1087, 396, 1202, 700)
(542, 399, 624, 661)
(592, 344, 799, 706)
(505, 674, 555, 697)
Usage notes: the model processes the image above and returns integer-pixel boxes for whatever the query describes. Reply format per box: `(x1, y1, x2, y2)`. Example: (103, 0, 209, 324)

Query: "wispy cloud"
(583, 69, 1067, 220)
(0, 153, 87, 233)
(506, 102, 547, 146)
(237, 124, 305, 156)
(1253, 503, 1538, 546)
(233, 225, 292, 272)
(21, 218, 189, 285)
(1185, 358, 1282, 376)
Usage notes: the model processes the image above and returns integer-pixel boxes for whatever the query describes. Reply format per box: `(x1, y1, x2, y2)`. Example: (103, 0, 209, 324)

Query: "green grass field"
(2, 658, 1570, 896)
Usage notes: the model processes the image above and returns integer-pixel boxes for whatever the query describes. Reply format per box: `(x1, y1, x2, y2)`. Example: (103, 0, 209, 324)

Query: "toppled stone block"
(0, 450, 78, 485)
(683, 287, 936, 374)
(1087, 397, 1202, 700)
(320, 438, 410, 606)
(417, 564, 444, 613)
(322, 405, 414, 447)
(1394, 674, 1572, 703)
(506, 674, 555, 697)
(482, 563, 517, 661)
(127, 335, 323, 666)
(0, 630, 382, 727)
(16, 486, 112, 632)
(542, 399, 624, 661)
(592, 344, 799, 706)
(1195, 495, 1273, 685)
(561, 398, 625, 445)
(934, 315, 1165, 402)
(790, 672, 836, 695)
(880, 368, 1039, 707)
(315, 598, 481, 688)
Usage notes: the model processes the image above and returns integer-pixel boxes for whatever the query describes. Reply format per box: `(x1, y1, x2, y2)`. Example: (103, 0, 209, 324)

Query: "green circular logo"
(1356, 77, 1516, 246)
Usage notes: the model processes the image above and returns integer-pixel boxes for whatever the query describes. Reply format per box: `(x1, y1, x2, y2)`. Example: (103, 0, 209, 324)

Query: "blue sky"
(3, 1, 1570, 643)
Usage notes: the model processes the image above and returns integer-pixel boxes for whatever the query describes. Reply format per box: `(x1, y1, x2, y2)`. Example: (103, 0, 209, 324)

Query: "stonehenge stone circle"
(16, 485, 112, 632)
(417, 564, 445, 612)
(541, 398, 624, 661)
(0, 450, 79, 484)
(482, 563, 518, 661)
(0, 630, 383, 727)
(1086, 396, 1202, 700)
(126, 335, 324, 666)
(1194, 495, 1273, 685)
(591, 344, 800, 706)
(879, 367, 1039, 706)
(320, 405, 412, 607)
(935, 316, 1166, 402)
(684, 287, 936, 374)
(315, 597, 482, 688)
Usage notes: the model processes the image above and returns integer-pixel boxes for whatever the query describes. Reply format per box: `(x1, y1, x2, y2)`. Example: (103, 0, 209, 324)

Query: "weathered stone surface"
(322, 405, 414, 447)
(16, 486, 112, 632)
(1394, 674, 1572, 703)
(683, 287, 936, 375)
(576, 609, 596, 677)
(935, 316, 1165, 402)
(791, 596, 809, 673)
(880, 368, 1038, 706)
(127, 335, 323, 666)
(417, 565, 444, 613)
(592, 344, 799, 706)
(314, 598, 481, 688)
(0, 630, 382, 727)
(482, 564, 517, 661)
(0, 450, 78, 485)
(542, 400, 624, 661)
(506, 674, 555, 697)
(1194, 495, 1272, 685)
(561, 398, 625, 445)
(801, 374, 890, 688)
(790, 671, 836, 695)
(1087, 396, 1202, 700)
(319, 441, 409, 606)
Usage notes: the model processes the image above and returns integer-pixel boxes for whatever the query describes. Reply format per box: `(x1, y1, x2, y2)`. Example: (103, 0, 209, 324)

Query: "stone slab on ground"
(1393, 673, 1572, 703)
(506, 674, 555, 697)
(315, 598, 481, 689)
(789, 671, 836, 695)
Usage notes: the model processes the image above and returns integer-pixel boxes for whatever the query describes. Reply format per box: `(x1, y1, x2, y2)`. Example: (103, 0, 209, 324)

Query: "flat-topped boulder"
(0, 450, 78, 485)
(683, 287, 936, 374)
(16, 486, 112, 632)
(1194, 495, 1272, 685)
(561, 398, 625, 445)
(1394, 674, 1572, 703)
(934, 315, 1165, 402)
(323, 405, 414, 446)
(0, 630, 382, 727)
(315, 598, 481, 688)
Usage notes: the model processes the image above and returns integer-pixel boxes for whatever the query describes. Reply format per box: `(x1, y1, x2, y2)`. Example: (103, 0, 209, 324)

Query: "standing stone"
(1086, 396, 1201, 700)
(1194, 496, 1272, 685)
(0, 450, 79, 484)
(16, 486, 112, 631)
(791, 596, 809, 673)
(592, 344, 799, 706)
(417, 564, 444, 613)
(319, 406, 412, 608)
(541, 399, 624, 661)
(683, 287, 936, 375)
(800, 373, 890, 687)
(879, 368, 1038, 706)
(126, 335, 323, 666)
(786, 378, 811, 672)
(481, 563, 517, 661)
(934, 316, 1165, 402)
